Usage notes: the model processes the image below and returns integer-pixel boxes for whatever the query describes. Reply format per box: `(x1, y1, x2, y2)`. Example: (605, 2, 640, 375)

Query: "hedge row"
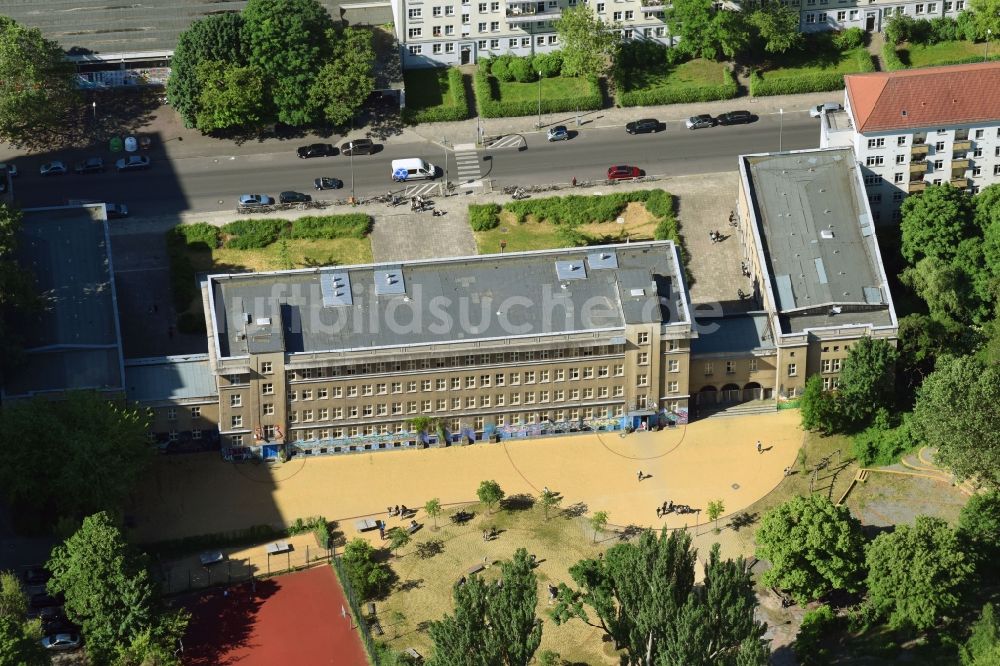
(401, 68, 469, 124)
(474, 68, 602, 118)
(469, 203, 501, 231)
(502, 190, 653, 226)
(619, 69, 738, 107)
(165, 223, 219, 313)
(221, 214, 372, 250)
(882, 42, 906, 71)
(749, 54, 875, 97)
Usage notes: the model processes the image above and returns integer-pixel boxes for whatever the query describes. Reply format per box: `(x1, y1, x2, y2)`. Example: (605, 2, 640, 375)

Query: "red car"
(607, 165, 642, 180)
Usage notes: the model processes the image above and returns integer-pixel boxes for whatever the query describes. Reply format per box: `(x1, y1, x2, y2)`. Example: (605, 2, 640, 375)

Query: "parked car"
(546, 125, 570, 142)
(280, 191, 312, 204)
(340, 139, 375, 156)
(607, 165, 642, 180)
(313, 177, 343, 191)
(39, 161, 67, 176)
(685, 114, 717, 130)
(105, 203, 129, 219)
(115, 155, 150, 172)
(22, 567, 50, 586)
(238, 194, 274, 208)
(625, 118, 665, 135)
(810, 102, 843, 118)
(74, 157, 105, 174)
(716, 110, 754, 125)
(297, 143, 336, 158)
(199, 551, 225, 567)
(40, 634, 81, 651)
(0, 163, 19, 178)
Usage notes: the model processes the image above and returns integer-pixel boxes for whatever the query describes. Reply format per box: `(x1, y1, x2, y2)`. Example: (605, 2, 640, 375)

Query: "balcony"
(909, 160, 928, 175)
(908, 180, 928, 193)
(641, 0, 666, 10)
(951, 158, 970, 171)
(506, 5, 562, 22)
(910, 143, 929, 159)
(952, 139, 972, 152)
(950, 177, 971, 188)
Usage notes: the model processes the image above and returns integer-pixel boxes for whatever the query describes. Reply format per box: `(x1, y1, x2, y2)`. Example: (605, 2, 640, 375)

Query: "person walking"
(637, 470, 643, 482)
(756, 440, 763, 454)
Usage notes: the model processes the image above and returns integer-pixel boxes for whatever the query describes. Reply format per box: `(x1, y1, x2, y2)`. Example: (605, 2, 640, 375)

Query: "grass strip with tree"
(401, 68, 469, 123)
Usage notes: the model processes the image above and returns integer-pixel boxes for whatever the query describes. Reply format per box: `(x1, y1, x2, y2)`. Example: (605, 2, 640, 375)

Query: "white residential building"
(821, 62, 1000, 223)
(792, 0, 967, 34)
(390, 0, 672, 68)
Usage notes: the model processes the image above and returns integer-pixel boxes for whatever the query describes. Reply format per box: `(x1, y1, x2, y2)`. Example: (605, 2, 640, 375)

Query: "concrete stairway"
(697, 399, 778, 419)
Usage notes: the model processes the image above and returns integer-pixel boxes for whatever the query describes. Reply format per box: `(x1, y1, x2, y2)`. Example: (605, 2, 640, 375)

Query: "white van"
(391, 158, 438, 182)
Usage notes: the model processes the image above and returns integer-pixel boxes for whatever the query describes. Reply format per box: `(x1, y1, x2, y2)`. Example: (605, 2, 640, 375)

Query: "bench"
(404, 648, 423, 661)
(466, 563, 485, 576)
(406, 520, 421, 535)
(371, 620, 384, 636)
(265, 541, 291, 555)
(354, 519, 379, 532)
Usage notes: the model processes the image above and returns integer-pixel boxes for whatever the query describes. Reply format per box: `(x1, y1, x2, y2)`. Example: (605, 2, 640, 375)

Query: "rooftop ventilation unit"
(374, 267, 406, 296)
(320, 271, 353, 306)
(587, 250, 619, 270)
(555, 260, 587, 280)
(255, 317, 272, 326)
(630, 288, 645, 297)
(820, 230, 835, 239)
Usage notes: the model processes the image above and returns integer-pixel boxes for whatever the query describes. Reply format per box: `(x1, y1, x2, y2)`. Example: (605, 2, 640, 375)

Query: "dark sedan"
(340, 139, 375, 156)
(297, 143, 336, 158)
(313, 177, 343, 190)
(716, 110, 754, 125)
(73, 157, 104, 174)
(280, 191, 313, 203)
(625, 118, 665, 135)
(607, 165, 642, 180)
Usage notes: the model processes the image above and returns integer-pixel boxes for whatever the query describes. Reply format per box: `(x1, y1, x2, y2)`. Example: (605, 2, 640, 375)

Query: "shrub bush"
(833, 27, 865, 50)
(884, 14, 915, 45)
(851, 409, 919, 466)
(795, 605, 842, 666)
(619, 68, 738, 107)
(222, 218, 287, 249)
(490, 54, 515, 82)
(928, 17, 959, 43)
(509, 56, 537, 82)
(290, 214, 372, 240)
(882, 42, 906, 70)
(475, 66, 602, 118)
(402, 68, 469, 123)
(177, 222, 219, 249)
(469, 203, 501, 231)
(533, 51, 563, 78)
(749, 52, 874, 96)
(956, 11, 981, 41)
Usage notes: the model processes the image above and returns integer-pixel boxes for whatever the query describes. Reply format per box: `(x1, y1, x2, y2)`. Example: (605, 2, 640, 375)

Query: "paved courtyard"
(369, 208, 478, 262)
(130, 410, 802, 544)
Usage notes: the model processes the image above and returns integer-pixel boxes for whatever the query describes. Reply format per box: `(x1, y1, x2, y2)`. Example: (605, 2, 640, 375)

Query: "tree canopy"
(0, 392, 153, 525)
(555, 5, 620, 77)
(835, 337, 898, 428)
(428, 548, 542, 666)
(552, 529, 767, 664)
(477, 480, 505, 513)
(864, 515, 974, 632)
(756, 495, 866, 604)
(0, 17, 81, 150)
(958, 491, 1000, 568)
(309, 28, 376, 126)
(342, 538, 391, 600)
(747, 1, 803, 54)
(961, 603, 1000, 666)
(0, 204, 39, 383)
(167, 12, 247, 127)
(911, 355, 1000, 489)
(47, 512, 187, 663)
(0, 571, 46, 666)
(968, 0, 1000, 39)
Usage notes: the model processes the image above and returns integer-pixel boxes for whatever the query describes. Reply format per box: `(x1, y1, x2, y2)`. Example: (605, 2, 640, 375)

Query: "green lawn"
(496, 75, 594, 102)
(185, 236, 372, 275)
(896, 39, 994, 68)
(474, 217, 568, 254)
(625, 58, 728, 90)
(404, 68, 460, 112)
(763, 46, 873, 80)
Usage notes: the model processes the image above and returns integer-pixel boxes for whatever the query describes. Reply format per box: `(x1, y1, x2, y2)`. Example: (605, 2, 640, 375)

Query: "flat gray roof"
(209, 242, 689, 359)
(742, 149, 895, 335)
(125, 355, 218, 403)
(5, 205, 124, 397)
(691, 312, 775, 356)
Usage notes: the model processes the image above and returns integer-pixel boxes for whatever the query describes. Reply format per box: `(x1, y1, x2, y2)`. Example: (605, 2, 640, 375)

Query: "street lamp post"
(442, 137, 449, 189)
(987, 29, 993, 62)
(536, 71, 542, 129)
(350, 149, 355, 200)
(778, 108, 784, 152)
(92, 101, 96, 121)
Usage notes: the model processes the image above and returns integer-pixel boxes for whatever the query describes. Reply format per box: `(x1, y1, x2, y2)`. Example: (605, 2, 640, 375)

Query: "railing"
(909, 161, 928, 174)
(952, 139, 973, 152)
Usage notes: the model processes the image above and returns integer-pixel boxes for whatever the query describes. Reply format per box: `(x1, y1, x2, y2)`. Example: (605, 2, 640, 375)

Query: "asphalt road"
(9, 111, 819, 216)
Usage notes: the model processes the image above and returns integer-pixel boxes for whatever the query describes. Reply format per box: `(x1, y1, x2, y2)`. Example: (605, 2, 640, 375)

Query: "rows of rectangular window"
(282, 386, 627, 424)
(164, 406, 202, 420)
(273, 345, 626, 384)
(702, 358, 760, 377)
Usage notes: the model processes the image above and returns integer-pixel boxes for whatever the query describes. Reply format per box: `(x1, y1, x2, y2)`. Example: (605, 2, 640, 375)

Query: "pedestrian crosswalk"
(484, 134, 524, 149)
(403, 182, 440, 197)
(452, 143, 482, 187)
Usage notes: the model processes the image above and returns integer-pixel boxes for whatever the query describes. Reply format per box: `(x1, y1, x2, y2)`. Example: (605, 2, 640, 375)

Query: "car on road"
(810, 102, 843, 118)
(607, 165, 642, 180)
(716, 110, 754, 126)
(238, 194, 274, 208)
(39, 161, 67, 176)
(685, 114, 717, 130)
(41, 634, 81, 651)
(625, 119, 665, 135)
(105, 203, 129, 219)
(313, 177, 343, 191)
(115, 155, 150, 172)
(199, 551, 226, 567)
(546, 125, 570, 142)
(279, 191, 312, 204)
(74, 157, 105, 174)
(23, 567, 50, 586)
(340, 139, 375, 156)
(297, 143, 336, 159)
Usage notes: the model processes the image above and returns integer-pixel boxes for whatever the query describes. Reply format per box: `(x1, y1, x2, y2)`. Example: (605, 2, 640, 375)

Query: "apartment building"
(733, 148, 898, 399)
(821, 62, 1000, 222)
(392, 0, 671, 67)
(793, 0, 967, 33)
(204, 243, 695, 459)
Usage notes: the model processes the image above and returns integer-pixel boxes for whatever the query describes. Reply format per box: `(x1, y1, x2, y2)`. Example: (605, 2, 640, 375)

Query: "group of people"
(655, 500, 675, 518)
(482, 527, 498, 542)
(386, 504, 409, 517)
(709, 230, 725, 243)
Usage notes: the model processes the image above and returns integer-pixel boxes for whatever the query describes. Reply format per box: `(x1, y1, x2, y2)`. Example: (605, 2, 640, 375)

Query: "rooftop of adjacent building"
(845, 61, 1000, 133)
(4, 205, 124, 398)
(124, 355, 218, 403)
(208, 241, 690, 360)
(741, 148, 895, 335)
(690, 312, 775, 356)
